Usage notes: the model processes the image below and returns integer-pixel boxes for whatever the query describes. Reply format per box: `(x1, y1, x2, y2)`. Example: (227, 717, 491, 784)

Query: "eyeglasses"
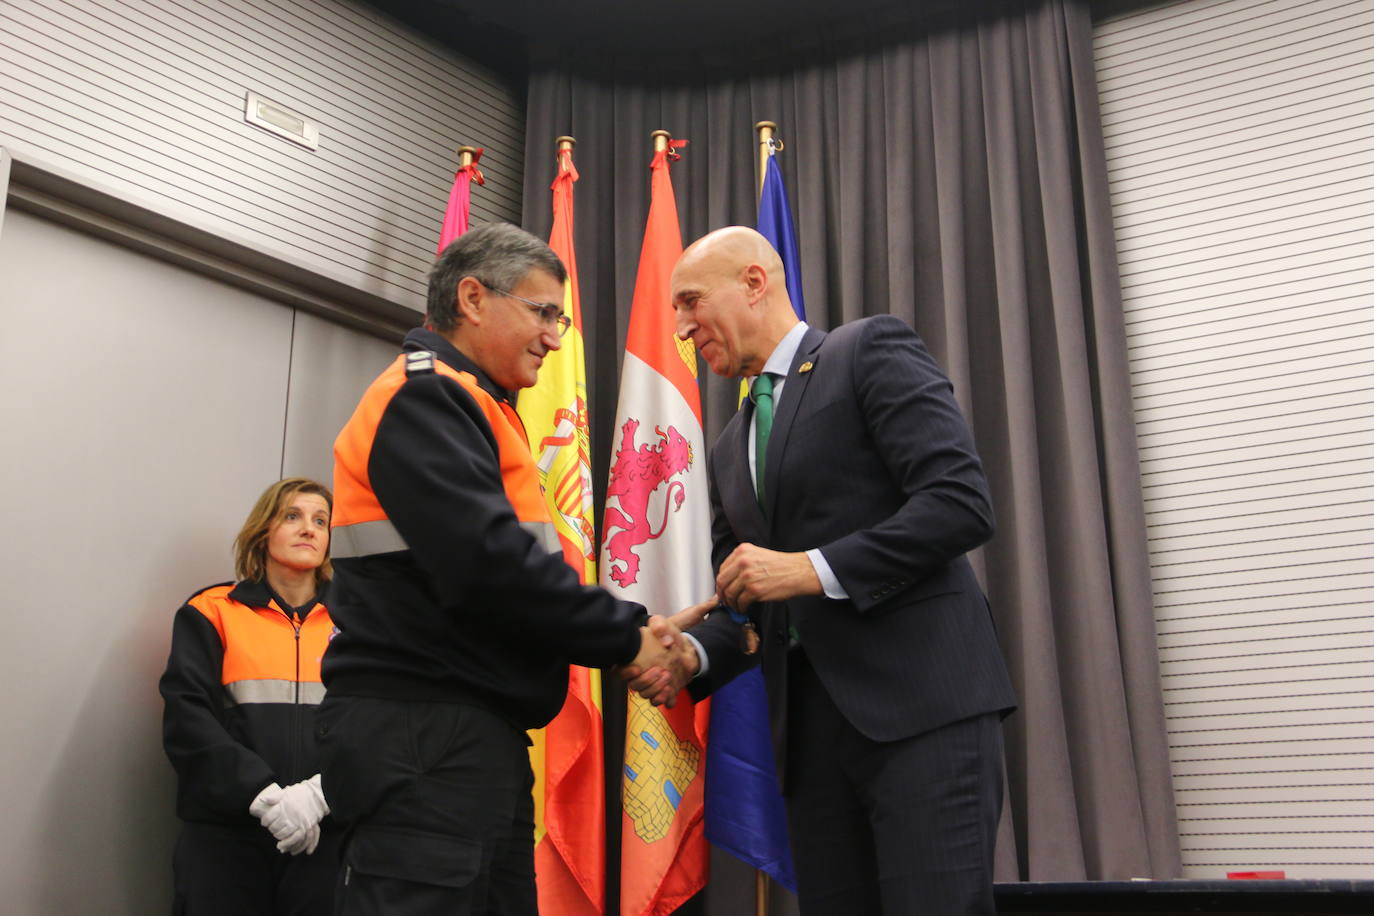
(487, 285, 573, 338)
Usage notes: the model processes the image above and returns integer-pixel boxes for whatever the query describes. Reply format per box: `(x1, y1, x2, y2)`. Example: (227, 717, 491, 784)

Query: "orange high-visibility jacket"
(159, 579, 333, 824)
(323, 329, 643, 729)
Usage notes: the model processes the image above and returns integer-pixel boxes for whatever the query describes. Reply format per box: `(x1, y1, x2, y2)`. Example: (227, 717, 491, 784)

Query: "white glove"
(279, 821, 321, 856)
(248, 782, 283, 820)
(261, 774, 329, 853)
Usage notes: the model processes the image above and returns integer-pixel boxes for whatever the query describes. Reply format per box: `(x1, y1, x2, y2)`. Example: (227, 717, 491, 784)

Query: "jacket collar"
(403, 327, 517, 406)
(229, 578, 329, 615)
(758, 320, 810, 380)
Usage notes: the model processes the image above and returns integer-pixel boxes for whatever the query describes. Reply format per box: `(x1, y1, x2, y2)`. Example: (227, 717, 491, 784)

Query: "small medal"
(741, 620, 760, 655)
(725, 605, 760, 655)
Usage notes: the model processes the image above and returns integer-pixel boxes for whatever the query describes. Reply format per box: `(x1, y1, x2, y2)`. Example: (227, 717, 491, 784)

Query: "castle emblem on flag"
(622, 696, 702, 843)
(603, 418, 694, 587)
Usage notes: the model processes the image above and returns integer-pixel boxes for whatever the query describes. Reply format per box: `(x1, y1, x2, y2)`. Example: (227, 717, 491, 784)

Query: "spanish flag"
(601, 135, 712, 916)
(517, 140, 605, 914)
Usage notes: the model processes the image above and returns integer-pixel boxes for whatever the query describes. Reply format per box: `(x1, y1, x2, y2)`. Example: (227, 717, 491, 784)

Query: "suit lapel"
(763, 326, 826, 522)
(717, 403, 769, 541)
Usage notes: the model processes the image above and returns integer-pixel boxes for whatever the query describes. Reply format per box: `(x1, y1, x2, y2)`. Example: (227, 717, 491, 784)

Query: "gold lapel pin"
(798, 361, 814, 374)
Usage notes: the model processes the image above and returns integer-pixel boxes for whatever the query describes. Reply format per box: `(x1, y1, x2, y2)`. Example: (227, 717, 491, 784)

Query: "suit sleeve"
(369, 373, 644, 667)
(818, 316, 994, 612)
(159, 603, 276, 819)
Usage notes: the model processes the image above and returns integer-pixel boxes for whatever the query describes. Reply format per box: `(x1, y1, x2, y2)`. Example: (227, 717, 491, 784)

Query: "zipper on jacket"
(292, 610, 302, 781)
(291, 602, 322, 784)
(270, 600, 305, 781)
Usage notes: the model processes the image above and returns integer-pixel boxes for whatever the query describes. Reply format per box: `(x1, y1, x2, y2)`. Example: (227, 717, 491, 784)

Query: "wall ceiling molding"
(1, 148, 414, 343)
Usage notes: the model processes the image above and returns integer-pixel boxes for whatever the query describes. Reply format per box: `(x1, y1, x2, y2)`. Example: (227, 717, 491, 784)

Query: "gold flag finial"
(556, 136, 576, 174)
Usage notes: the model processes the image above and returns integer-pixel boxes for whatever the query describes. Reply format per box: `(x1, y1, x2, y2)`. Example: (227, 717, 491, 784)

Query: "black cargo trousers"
(316, 696, 537, 916)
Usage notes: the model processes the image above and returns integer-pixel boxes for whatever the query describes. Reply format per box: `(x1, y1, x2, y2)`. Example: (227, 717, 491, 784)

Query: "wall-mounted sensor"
(244, 91, 318, 150)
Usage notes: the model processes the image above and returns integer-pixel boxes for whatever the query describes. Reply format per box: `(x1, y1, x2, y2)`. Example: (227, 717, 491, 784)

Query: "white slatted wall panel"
(1093, 0, 1374, 878)
(0, 0, 523, 307)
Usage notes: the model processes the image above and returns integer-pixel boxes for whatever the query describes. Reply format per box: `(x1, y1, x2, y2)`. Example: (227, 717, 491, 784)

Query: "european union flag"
(702, 151, 801, 892)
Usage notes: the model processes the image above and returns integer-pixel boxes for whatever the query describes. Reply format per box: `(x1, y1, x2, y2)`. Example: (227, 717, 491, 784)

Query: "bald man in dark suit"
(637, 227, 1016, 914)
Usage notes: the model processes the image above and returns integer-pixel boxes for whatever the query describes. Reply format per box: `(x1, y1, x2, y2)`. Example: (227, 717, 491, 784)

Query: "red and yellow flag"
(601, 136, 712, 916)
(516, 141, 605, 915)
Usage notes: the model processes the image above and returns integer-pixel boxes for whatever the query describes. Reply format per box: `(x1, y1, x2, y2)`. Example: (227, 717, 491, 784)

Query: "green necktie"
(752, 372, 776, 505)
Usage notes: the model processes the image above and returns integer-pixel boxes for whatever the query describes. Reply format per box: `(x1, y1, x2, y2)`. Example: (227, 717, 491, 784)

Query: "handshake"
(248, 774, 329, 856)
(616, 542, 823, 707)
(618, 597, 715, 708)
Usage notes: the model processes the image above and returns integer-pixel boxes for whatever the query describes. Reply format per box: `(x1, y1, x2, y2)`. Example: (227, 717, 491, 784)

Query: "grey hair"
(426, 222, 567, 333)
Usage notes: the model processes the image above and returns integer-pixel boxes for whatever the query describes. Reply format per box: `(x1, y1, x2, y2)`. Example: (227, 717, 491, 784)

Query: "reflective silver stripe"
(224, 679, 326, 706)
(338, 518, 552, 556)
(300, 682, 326, 705)
(332, 519, 408, 558)
(522, 520, 561, 555)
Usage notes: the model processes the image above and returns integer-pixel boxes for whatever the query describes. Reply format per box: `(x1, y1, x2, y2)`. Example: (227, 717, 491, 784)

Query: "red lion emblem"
(604, 418, 693, 587)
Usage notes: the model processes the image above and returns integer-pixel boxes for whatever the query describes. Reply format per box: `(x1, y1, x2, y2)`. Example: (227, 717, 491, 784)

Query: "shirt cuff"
(681, 632, 709, 679)
(807, 548, 848, 599)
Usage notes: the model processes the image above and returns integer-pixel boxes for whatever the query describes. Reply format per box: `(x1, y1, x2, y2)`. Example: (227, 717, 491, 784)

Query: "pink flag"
(436, 148, 485, 252)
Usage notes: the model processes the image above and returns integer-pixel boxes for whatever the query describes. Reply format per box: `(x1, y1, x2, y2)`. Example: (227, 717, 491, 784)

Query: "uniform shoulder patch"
(405, 350, 436, 376)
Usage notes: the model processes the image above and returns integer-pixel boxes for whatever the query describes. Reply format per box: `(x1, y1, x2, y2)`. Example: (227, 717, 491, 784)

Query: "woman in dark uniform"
(159, 477, 338, 915)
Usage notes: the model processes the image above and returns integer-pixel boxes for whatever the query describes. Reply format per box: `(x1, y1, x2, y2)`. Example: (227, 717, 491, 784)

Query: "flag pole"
(651, 128, 671, 154)
(755, 121, 778, 206)
(457, 144, 477, 170)
(709, 117, 800, 911)
(751, 120, 778, 916)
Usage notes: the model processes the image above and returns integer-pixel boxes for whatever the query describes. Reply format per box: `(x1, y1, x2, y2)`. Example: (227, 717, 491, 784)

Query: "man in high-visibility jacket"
(318, 222, 701, 915)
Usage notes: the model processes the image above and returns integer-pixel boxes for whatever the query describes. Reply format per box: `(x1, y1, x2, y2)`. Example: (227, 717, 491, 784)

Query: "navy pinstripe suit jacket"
(689, 316, 1016, 769)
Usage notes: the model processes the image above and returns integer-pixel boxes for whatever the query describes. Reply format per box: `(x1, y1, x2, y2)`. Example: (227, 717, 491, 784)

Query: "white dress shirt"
(748, 322, 846, 599)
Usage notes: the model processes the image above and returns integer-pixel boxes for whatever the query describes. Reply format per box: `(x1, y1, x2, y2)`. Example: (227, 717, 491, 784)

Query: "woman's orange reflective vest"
(160, 579, 332, 822)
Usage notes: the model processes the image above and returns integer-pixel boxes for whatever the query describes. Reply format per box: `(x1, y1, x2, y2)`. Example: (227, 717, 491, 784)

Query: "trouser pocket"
(340, 824, 485, 915)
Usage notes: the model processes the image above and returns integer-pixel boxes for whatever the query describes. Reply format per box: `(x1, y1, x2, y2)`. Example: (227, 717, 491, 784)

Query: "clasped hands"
(618, 543, 822, 707)
(248, 774, 329, 856)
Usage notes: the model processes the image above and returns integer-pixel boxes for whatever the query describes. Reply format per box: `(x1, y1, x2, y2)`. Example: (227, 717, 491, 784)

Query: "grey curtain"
(520, 0, 1181, 909)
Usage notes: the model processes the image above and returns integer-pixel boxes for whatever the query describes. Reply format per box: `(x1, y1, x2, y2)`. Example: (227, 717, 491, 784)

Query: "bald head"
(679, 225, 784, 279)
(671, 226, 799, 378)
